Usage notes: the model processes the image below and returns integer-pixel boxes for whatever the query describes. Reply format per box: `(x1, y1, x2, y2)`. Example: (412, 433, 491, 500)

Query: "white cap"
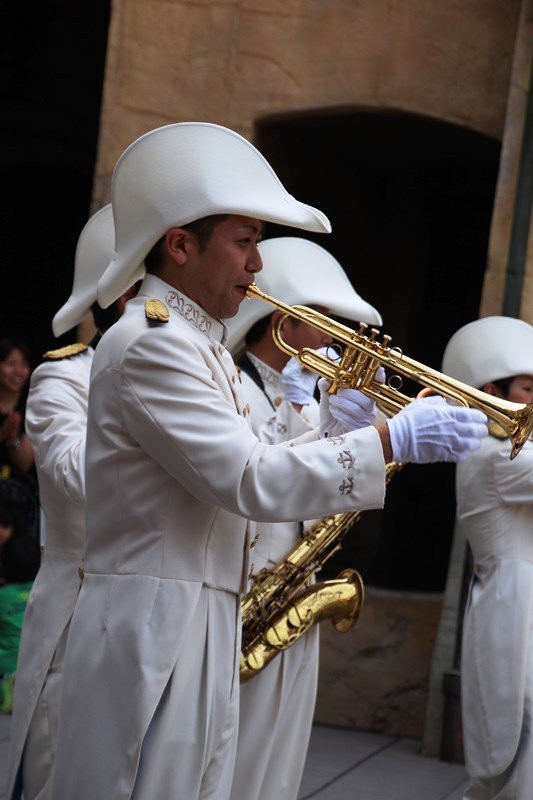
(97, 122, 331, 308)
(52, 205, 116, 337)
(224, 236, 382, 355)
(442, 316, 533, 388)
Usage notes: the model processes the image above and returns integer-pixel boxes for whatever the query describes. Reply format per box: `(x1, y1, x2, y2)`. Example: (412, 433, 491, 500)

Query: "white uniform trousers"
(21, 625, 69, 800)
(130, 587, 241, 800)
(229, 624, 319, 800)
(463, 612, 533, 800)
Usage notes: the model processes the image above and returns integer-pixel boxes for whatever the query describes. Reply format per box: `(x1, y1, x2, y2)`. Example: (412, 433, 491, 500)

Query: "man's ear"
(271, 310, 283, 330)
(482, 382, 501, 398)
(165, 228, 191, 266)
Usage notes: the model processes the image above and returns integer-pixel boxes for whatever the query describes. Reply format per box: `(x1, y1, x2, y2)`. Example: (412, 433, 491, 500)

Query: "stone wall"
(315, 589, 443, 738)
(91, 0, 521, 209)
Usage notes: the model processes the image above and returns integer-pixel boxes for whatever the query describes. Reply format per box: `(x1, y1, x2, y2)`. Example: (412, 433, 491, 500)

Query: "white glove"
(281, 357, 319, 405)
(319, 367, 385, 437)
(386, 396, 488, 463)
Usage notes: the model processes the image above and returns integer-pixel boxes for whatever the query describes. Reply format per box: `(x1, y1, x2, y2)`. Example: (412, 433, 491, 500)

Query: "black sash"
(236, 354, 275, 410)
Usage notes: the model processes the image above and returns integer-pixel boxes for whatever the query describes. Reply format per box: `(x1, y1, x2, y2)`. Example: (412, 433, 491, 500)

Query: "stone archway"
(255, 108, 500, 594)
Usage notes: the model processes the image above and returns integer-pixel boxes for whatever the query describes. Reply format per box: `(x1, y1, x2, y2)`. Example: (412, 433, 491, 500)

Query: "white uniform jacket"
(6, 347, 92, 799)
(238, 360, 320, 569)
(50, 274, 386, 800)
(457, 434, 533, 778)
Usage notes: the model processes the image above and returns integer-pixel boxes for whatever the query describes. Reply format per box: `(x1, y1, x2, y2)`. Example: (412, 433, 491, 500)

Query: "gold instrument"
(246, 284, 533, 460)
(240, 463, 402, 683)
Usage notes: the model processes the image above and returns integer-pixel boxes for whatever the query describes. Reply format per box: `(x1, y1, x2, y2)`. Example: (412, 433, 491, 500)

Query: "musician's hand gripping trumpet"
(246, 284, 533, 460)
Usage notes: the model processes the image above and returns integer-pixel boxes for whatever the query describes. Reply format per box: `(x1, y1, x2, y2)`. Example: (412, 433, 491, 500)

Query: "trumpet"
(246, 284, 533, 460)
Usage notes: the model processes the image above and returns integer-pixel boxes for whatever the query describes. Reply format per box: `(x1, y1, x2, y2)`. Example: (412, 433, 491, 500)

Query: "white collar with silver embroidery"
(164, 289, 225, 343)
(247, 352, 284, 391)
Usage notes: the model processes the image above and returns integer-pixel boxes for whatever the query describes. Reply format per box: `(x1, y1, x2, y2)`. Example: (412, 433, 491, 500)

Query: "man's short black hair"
(90, 300, 122, 333)
(145, 214, 229, 273)
(489, 376, 514, 397)
(244, 314, 273, 347)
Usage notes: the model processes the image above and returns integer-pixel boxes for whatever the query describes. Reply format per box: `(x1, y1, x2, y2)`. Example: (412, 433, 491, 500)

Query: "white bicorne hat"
(442, 316, 533, 388)
(224, 236, 382, 355)
(97, 122, 331, 308)
(52, 205, 118, 337)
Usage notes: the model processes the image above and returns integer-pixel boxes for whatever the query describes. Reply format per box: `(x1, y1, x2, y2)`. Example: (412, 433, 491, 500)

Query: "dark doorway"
(255, 110, 500, 591)
(0, 1, 111, 364)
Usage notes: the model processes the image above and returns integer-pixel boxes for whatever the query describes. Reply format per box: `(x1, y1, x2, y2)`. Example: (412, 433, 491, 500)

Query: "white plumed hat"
(97, 122, 331, 308)
(224, 236, 382, 355)
(52, 205, 116, 337)
(442, 316, 533, 388)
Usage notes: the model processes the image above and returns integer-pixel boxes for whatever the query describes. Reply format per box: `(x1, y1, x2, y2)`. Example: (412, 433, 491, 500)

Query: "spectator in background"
(0, 339, 34, 481)
(0, 479, 40, 714)
(0, 339, 39, 544)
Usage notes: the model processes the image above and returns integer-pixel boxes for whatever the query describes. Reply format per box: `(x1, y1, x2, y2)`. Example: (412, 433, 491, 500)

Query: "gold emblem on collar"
(43, 343, 88, 361)
(145, 299, 170, 323)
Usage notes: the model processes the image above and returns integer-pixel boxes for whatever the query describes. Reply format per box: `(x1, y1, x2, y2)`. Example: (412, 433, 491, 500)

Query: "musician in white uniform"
(5, 205, 137, 800)
(225, 236, 382, 800)
(442, 316, 533, 800)
(49, 122, 488, 800)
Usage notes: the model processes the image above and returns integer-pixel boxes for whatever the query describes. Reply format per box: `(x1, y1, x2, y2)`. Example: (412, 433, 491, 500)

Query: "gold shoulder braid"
(43, 343, 88, 361)
(145, 299, 170, 323)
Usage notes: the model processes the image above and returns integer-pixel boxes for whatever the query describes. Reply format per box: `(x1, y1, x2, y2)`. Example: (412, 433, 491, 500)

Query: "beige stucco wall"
(92, 0, 521, 210)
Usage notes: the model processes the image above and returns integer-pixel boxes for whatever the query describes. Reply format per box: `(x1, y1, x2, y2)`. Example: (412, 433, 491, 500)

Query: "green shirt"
(0, 582, 32, 674)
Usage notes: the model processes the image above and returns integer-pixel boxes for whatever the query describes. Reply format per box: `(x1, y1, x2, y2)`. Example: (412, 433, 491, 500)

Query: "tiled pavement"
(0, 712, 468, 799)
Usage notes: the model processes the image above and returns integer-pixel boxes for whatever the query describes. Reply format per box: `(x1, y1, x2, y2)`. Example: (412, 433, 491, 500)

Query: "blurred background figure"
(225, 236, 383, 800)
(0, 340, 35, 481)
(0, 339, 39, 543)
(442, 316, 533, 800)
(4, 204, 139, 800)
(0, 479, 40, 714)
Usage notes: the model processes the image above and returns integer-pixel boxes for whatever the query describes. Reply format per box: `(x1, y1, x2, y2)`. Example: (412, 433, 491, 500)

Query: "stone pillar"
(422, 521, 468, 758)
(479, 0, 533, 321)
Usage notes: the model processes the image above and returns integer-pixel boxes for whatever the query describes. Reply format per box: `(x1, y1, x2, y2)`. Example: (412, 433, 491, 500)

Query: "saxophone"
(240, 462, 402, 682)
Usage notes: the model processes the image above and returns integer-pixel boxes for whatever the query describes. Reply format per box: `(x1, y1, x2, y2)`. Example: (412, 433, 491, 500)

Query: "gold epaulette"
(145, 299, 170, 323)
(488, 421, 507, 440)
(43, 343, 89, 361)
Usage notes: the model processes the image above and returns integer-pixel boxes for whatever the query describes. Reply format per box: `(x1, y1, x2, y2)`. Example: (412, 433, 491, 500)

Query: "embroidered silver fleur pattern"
(166, 291, 212, 335)
(266, 417, 288, 435)
(339, 477, 354, 495)
(337, 449, 355, 469)
(325, 435, 346, 445)
(247, 353, 282, 388)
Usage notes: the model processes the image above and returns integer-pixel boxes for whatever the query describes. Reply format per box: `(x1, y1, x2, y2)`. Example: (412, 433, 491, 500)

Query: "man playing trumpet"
(49, 121, 488, 800)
